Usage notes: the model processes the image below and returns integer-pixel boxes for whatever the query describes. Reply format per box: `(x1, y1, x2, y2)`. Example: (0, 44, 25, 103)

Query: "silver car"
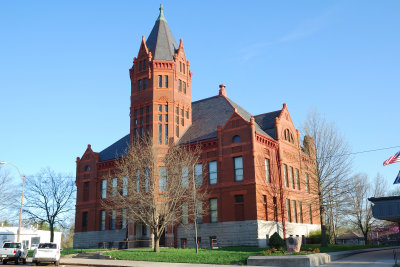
(32, 243, 61, 266)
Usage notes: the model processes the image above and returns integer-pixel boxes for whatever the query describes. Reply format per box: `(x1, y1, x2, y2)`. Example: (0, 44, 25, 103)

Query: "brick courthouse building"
(74, 6, 320, 248)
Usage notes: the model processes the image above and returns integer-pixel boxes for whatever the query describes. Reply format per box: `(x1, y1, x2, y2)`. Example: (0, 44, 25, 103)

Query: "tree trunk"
(320, 205, 327, 247)
(50, 223, 54, 243)
(153, 231, 160, 253)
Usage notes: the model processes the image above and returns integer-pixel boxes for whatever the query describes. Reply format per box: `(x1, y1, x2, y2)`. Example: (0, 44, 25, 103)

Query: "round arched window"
(232, 135, 242, 143)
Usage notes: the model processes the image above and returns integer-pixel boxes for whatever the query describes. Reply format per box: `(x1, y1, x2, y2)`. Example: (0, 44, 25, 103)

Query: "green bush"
(307, 230, 321, 244)
(268, 232, 284, 249)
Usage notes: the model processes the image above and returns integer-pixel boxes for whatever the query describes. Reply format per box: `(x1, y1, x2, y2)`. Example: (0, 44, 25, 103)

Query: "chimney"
(219, 84, 227, 97)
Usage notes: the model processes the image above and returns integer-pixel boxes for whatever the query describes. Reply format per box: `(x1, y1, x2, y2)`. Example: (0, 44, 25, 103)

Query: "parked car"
(32, 243, 61, 266)
(0, 241, 28, 265)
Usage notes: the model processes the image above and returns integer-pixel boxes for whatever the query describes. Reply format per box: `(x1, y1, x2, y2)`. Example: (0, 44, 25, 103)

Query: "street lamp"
(0, 162, 25, 242)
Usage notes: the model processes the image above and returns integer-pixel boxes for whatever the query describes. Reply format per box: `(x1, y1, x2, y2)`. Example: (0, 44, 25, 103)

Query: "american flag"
(383, 151, 400, 166)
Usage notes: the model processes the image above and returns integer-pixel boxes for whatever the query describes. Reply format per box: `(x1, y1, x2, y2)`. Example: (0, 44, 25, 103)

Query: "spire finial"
(157, 4, 166, 21)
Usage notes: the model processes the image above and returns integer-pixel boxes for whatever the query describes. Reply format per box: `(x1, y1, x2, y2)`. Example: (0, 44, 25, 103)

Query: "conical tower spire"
(146, 5, 178, 61)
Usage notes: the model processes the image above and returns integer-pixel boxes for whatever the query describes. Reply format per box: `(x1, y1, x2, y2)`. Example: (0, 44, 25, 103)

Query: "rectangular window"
(158, 124, 162, 144)
(146, 115, 150, 123)
(234, 195, 244, 221)
(179, 62, 182, 72)
(134, 109, 138, 117)
(112, 178, 117, 197)
(183, 81, 186, 94)
(140, 117, 143, 125)
(100, 210, 106, 231)
(298, 202, 303, 223)
(122, 208, 127, 229)
(181, 166, 189, 188)
(292, 200, 297, 223)
(265, 158, 270, 183)
(195, 163, 202, 186)
(158, 75, 162, 87)
(142, 224, 147, 236)
(140, 107, 144, 115)
(164, 75, 168, 88)
(101, 180, 107, 199)
(182, 202, 188, 224)
(208, 161, 217, 185)
(159, 167, 167, 192)
(263, 195, 268, 220)
(146, 105, 150, 113)
(164, 124, 168, 145)
(290, 166, 294, 189)
(175, 106, 179, 113)
(286, 199, 291, 222)
(158, 105, 162, 112)
(181, 118, 184, 126)
(175, 116, 179, 123)
(210, 198, 218, 223)
(309, 204, 313, 224)
(164, 105, 168, 112)
(165, 115, 168, 122)
(145, 168, 149, 192)
(196, 201, 203, 224)
(143, 78, 147, 89)
(138, 79, 142, 91)
(158, 114, 162, 122)
(82, 212, 88, 228)
(139, 61, 142, 71)
(234, 156, 243, 181)
(183, 63, 186, 74)
(146, 125, 150, 135)
(296, 169, 300, 190)
(110, 210, 116, 230)
(122, 176, 128, 196)
(306, 173, 310, 193)
(181, 109, 184, 116)
(176, 125, 179, 137)
(178, 79, 182, 91)
(283, 164, 288, 187)
(186, 111, 189, 119)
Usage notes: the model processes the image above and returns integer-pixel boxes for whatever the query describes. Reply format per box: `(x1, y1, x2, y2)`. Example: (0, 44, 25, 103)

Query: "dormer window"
(232, 135, 242, 143)
(284, 129, 294, 144)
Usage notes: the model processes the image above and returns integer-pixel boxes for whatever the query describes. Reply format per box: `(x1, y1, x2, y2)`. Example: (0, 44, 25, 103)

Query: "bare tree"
(23, 168, 76, 242)
(345, 173, 387, 244)
(0, 166, 20, 221)
(302, 109, 352, 246)
(102, 137, 206, 253)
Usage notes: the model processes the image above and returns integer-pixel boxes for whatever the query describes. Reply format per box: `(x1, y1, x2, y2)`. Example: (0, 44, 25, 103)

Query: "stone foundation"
(73, 230, 126, 249)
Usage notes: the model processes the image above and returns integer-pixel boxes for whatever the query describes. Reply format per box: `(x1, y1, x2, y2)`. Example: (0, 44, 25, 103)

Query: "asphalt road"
(320, 248, 399, 267)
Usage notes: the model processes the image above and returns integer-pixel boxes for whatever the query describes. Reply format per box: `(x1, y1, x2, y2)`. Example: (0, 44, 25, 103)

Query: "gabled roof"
(254, 110, 282, 139)
(179, 95, 272, 145)
(146, 5, 178, 61)
(99, 134, 130, 162)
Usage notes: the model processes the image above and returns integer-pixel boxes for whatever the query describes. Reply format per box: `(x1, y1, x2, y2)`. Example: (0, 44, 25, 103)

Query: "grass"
(102, 244, 396, 265)
(104, 247, 264, 265)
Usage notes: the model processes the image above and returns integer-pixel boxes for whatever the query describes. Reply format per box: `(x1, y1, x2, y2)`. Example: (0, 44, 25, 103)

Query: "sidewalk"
(60, 257, 257, 267)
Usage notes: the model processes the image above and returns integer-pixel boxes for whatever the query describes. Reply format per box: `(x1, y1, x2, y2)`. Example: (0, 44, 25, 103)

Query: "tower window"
(186, 111, 189, 119)
(232, 135, 242, 143)
(138, 79, 142, 91)
(181, 109, 184, 116)
(146, 105, 150, 113)
(165, 75, 168, 88)
(158, 105, 162, 112)
(158, 115, 162, 122)
(181, 118, 184, 126)
(165, 115, 168, 122)
(180, 62, 182, 72)
(146, 115, 150, 123)
(158, 124, 162, 144)
(134, 109, 138, 117)
(176, 116, 179, 124)
(143, 78, 147, 90)
(178, 80, 182, 91)
(183, 81, 186, 94)
(164, 124, 168, 144)
(175, 107, 179, 113)
(176, 125, 179, 137)
(158, 75, 162, 87)
(164, 105, 168, 112)
(139, 61, 142, 71)
(140, 108, 144, 115)
(183, 63, 186, 74)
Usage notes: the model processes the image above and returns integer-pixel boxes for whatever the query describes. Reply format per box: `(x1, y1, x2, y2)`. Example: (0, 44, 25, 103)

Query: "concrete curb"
(247, 246, 400, 267)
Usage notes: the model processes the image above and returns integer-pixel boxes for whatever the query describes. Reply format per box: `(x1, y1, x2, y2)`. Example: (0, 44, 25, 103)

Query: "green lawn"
(104, 247, 264, 265)
(102, 245, 396, 265)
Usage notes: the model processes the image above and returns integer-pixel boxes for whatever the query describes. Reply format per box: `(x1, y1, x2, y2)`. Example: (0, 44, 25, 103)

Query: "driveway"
(321, 248, 399, 267)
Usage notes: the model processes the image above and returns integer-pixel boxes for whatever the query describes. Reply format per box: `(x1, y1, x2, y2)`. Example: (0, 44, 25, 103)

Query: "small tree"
(345, 173, 387, 244)
(102, 137, 206, 253)
(24, 168, 76, 242)
(269, 232, 284, 249)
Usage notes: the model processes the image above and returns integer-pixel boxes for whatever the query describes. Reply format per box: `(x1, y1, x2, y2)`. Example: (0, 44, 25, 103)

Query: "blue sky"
(1, 1, 399, 188)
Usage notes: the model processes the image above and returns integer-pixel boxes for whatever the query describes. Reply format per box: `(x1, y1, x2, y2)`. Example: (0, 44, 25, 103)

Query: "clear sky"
(1, 1, 399, 189)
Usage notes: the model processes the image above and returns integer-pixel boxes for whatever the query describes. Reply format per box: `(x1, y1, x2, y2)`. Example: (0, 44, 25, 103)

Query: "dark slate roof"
(179, 96, 273, 144)
(146, 7, 178, 61)
(254, 110, 282, 139)
(99, 134, 130, 162)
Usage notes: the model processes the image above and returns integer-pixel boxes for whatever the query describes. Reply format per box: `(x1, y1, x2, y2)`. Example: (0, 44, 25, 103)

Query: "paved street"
(320, 248, 399, 267)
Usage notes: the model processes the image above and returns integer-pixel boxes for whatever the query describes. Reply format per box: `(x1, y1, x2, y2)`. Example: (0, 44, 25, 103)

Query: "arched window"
(283, 129, 294, 144)
(84, 165, 91, 172)
(232, 135, 242, 143)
